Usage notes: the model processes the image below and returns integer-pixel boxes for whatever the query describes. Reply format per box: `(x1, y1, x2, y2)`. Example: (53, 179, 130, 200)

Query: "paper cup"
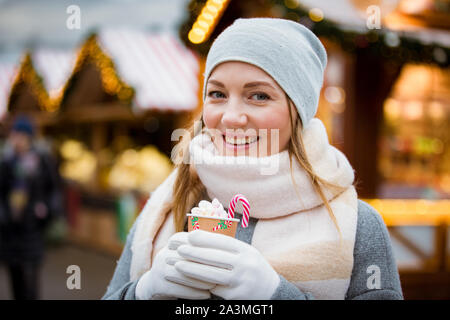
(187, 214, 240, 237)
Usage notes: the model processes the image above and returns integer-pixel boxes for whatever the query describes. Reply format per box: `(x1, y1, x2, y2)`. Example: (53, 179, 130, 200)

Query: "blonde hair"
(167, 95, 350, 238)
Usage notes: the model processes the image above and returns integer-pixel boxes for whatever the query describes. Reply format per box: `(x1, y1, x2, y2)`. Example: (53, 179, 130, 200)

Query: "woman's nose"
(221, 101, 247, 127)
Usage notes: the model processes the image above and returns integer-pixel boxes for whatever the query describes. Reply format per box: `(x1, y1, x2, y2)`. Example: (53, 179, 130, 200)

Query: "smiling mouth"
(222, 135, 260, 146)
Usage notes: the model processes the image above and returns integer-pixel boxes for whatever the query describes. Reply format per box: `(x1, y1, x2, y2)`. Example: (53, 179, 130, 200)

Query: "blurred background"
(0, 0, 449, 300)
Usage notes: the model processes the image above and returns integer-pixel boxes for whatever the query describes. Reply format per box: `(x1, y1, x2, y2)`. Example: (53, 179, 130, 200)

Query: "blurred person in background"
(0, 115, 63, 300)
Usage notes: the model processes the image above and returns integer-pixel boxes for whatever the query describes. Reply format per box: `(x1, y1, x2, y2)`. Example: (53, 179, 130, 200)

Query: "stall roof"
(300, 0, 368, 32)
(32, 48, 77, 102)
(2, 29, 200, 119)
(97, 29, 200, 113)
(1, 49, 76, 116)
(299, 0, 450, 47)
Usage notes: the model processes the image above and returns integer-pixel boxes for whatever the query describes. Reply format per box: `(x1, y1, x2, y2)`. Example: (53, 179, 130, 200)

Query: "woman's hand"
(175, 230, 280, 300)
(135, 232, 216, 300)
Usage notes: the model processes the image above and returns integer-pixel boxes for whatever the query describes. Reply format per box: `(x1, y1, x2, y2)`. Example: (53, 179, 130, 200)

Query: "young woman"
(103, 18, 403, 300)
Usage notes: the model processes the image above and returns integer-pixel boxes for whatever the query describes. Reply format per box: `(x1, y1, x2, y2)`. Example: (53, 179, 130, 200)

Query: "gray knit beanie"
(203, 17, 327, 127)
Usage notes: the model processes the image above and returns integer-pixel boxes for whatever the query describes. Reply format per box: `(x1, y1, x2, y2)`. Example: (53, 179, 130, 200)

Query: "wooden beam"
(434, 223, 447, 272)
(343, 50, 403, 197)
(59, 103, 136, 123)
(389, 226, 430, 262)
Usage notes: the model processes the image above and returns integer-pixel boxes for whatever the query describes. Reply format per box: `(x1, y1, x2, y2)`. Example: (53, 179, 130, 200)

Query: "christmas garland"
(60, 33, 135, 109)
(8, 53, 53, 112)
(179, 0, 450, 67)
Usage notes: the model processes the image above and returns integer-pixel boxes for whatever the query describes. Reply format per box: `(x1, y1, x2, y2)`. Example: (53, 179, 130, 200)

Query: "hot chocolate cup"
(187, 214, 240, 237)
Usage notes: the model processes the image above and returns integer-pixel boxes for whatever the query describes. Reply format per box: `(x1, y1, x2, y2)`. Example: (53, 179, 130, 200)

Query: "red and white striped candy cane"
(193, 221, 200, 230)
(227, 194, 250, 228)
(212, 220, 232, 232)
(191, 217, 200, 230)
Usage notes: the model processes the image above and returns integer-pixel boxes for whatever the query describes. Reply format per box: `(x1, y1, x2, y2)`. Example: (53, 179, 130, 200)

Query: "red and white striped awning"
(98, 29, 200, 112)
(33, 48, 77, 101)
(0, 63, 18, 119)
(1, 29, 200, 117)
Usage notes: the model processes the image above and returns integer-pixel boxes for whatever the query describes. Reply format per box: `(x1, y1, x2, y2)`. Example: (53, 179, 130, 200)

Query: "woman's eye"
(250, 92, 270, 101)
(208, 91, 225, 99)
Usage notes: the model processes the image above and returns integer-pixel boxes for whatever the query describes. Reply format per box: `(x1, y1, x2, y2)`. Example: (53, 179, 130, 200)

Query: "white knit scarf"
(130, 118, 358, 299)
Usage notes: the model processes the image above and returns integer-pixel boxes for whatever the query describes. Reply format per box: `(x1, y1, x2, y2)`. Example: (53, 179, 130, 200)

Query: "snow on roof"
(97, 29, 200, 112)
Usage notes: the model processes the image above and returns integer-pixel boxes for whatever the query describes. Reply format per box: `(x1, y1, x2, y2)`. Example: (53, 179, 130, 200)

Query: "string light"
(8, 53, 55, 113)
(188, 0, 230, 44)
(60, 34, 134, 107)
(308, 8, 324, 22)
(181, 1, 450, 67)
(108, 145, 173, 194)
(284, 0, 300, 10)
(59, 139, 97, 184)
(8, 34, 135, 116)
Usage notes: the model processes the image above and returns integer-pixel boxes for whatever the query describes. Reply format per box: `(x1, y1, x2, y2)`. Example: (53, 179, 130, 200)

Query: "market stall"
(177, 0, 450, 298)
(48, 29, 201, 254)
(1, 28, 202, 255)
(1, 48, 76, 134)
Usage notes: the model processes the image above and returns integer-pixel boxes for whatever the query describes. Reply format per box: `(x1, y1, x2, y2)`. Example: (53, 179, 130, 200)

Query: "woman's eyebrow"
(207, 79, 225, 87)
(243, 81, 276, 90)
(207, 79, 276, 90)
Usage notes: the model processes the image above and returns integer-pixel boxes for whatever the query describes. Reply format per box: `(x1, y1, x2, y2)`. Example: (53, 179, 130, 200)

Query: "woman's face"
(203, 61, 292, 157)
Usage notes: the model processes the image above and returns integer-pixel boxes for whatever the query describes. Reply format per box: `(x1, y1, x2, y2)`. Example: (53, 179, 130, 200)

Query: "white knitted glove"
(175, 230, 280, 300)
(135, 232, 215, 300)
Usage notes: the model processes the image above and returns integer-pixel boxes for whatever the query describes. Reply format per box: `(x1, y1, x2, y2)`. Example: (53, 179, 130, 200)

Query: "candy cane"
(227, 194, 250, 228)
(191, 217, 200, 230)
(213, 220, 231, 232)
(193, 221, 200, 230)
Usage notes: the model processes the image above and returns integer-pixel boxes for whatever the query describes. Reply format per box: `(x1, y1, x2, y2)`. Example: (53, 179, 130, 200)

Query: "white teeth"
(224, 136, 258, 145)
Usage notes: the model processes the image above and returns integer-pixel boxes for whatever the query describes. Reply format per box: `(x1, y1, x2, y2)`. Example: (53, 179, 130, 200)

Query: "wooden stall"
(177, 0, 450, 299)
(2, 29, 203, 256)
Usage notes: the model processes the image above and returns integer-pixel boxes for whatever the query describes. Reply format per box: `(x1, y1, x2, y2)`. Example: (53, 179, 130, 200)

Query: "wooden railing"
(363, 199, 450, 273)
